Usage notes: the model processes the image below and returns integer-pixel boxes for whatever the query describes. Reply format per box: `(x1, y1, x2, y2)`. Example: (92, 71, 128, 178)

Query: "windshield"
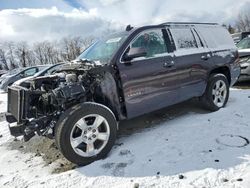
(77, 32, 129, 63)
(237, 37, 250, 49)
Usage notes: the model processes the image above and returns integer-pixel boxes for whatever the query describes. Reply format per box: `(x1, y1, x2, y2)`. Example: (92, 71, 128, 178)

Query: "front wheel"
(201, 74, 229, 111)
(55, 103, 117, 166)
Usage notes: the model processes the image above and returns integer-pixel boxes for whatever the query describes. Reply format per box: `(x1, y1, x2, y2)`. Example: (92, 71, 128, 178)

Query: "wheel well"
(209, 67, 231, 84)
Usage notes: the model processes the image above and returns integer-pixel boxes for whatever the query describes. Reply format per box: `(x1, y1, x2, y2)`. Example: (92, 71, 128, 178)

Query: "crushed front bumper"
(6, 86, 57, 141)
(6, 86, 28, 137)
(6, 86, 40, 140)
(5, 113, 25, 137)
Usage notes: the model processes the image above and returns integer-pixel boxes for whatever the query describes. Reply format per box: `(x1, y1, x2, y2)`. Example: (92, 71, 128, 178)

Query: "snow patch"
(0, 89, 250, 187)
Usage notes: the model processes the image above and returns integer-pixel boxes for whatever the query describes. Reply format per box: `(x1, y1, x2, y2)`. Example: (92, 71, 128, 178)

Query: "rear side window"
(23, 68, 37, 77)
(196, 26, 235, 49)
(170, 28, 197, 50)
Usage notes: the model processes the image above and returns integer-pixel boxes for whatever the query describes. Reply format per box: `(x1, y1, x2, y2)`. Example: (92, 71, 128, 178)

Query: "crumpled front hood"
(56, 61, 99, 72)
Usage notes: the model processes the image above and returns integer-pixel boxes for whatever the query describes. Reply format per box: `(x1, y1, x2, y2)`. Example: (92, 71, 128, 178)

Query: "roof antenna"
(126, 25, 133, 31)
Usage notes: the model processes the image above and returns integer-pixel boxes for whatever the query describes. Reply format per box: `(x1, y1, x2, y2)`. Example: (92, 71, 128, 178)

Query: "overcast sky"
(0, 0, 250, 42)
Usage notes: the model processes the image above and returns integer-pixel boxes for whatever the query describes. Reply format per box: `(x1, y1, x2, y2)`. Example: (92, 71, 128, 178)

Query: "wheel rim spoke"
(86, 143, 95, 155)
(71, 136, 83, 148)
(76, 118, 87, 130)
(93, 115, 105, 128)
(219, 95, 225, 103)
(215, 81, 221, 90)
(212, 89, 216, 96)
(219, 83, 226, 92)
(97, 133, 109, 141)
(213, 96, 219, 105)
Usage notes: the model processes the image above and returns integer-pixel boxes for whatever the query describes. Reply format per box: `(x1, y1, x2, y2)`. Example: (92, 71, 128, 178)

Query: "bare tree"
(0, 48, 9, 70)
(60, 36, 95, 61)
(0, 35, 96, 70)
(82, 36, 95, 51)
(15, 42, 30, 67)
(33, 42, 45, 65)
(5, 41, 17, 69)
(235, 12, 250, 32)
(61, 37, 71, 61)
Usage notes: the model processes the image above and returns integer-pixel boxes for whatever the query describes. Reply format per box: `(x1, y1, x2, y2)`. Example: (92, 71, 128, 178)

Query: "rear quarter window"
(196, 26, 235, 49)
(169, 27, 198, 50)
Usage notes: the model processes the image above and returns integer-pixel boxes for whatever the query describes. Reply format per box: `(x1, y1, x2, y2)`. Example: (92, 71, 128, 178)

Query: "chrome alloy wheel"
(70, 114, 110, 157)
(212, 80, 227, 108)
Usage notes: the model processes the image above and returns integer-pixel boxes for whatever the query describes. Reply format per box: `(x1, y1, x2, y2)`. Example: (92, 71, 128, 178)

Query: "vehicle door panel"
(119, 55, 177, 118)
(169, 26, 212, 101)
(117, 29, 179, 118)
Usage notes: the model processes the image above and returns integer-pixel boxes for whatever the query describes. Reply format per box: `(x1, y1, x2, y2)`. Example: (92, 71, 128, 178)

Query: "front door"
(117, 28, 179, 118)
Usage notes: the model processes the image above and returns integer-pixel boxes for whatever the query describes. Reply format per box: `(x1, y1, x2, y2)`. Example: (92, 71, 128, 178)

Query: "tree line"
(0, 36, 94, 70)
(223, 11, 250, 34)
(1, 11, 250, 70)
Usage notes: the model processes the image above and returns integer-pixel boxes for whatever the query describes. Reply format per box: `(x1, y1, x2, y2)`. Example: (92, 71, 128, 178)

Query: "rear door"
(117, 28, 179, 118)
(168, 25, 212, 101)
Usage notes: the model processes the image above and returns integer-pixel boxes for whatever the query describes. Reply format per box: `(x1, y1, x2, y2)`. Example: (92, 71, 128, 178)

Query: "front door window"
(125, 29, 168, 60)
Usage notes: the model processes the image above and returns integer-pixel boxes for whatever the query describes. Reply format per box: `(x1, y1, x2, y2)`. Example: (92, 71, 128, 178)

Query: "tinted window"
(196, 26, 235, 48)
(170, 28, 197, 49)
(23, 68, 37, 77)
(237, 37, 250, 49)
(129, 29, 167, 58)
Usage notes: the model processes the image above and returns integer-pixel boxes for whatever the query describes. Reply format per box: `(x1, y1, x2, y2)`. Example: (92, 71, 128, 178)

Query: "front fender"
(95, 72, 126, 120)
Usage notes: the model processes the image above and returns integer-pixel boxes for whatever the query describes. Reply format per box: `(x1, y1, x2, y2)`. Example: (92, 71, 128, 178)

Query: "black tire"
(55, 102, 117, 166)
(201, 73, 229, 111)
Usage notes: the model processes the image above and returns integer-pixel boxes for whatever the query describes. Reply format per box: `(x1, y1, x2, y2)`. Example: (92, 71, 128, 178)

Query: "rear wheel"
(201, 74, 229, 111)
(55, 103, 117, 166)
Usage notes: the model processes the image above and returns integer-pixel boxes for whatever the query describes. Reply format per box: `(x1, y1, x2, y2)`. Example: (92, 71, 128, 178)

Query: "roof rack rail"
(160, 22, 218, 26)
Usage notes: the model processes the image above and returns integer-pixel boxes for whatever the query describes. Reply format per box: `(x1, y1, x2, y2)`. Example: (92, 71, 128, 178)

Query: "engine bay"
(7, 62, 108, 141)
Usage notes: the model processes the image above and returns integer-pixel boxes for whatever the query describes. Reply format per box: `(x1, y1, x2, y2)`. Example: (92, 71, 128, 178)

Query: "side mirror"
(20, 73, 25, 78)
(123, 47, 147, 61)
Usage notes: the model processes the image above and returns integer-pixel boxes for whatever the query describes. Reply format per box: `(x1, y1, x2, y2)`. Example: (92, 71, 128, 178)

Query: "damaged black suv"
(6, 22, 240, 165)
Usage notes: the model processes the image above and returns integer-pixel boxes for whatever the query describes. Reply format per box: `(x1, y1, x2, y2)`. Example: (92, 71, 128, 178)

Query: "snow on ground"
(1, 89, 250, 187)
